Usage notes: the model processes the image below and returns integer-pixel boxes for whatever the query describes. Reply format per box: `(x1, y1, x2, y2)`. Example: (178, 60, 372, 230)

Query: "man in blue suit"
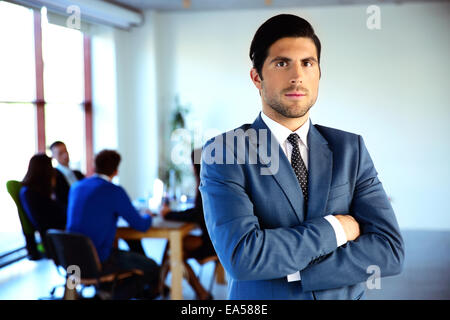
(199, 14, 404, 300)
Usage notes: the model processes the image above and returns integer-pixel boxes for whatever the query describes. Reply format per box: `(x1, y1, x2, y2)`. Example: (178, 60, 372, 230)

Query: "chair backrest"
(6, 180, 36, 235)
(46, 229, 103, 280)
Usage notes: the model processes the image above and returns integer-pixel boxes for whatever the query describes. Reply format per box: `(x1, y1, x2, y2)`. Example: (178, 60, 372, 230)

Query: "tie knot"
(287, 133, 300, 146)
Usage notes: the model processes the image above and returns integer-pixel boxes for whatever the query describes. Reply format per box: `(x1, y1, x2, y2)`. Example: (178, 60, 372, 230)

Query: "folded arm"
(300, 136, 405, 291)
(200, 141, 339, 281)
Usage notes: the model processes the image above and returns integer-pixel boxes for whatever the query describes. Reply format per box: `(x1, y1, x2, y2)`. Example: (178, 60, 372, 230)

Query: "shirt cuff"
(324, 215, 347, 247)
(287, 271, 301, 282)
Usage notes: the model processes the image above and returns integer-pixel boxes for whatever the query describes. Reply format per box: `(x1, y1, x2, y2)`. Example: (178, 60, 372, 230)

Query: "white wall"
(91, 2, 449, 229)
(91, 25, 118, 153)
(153, 2, 450, 230)
(114, 11, 159, 200)
(91, 12, 159, 200)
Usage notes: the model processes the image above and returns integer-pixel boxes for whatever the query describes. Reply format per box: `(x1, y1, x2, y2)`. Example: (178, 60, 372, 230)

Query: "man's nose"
(290, 62, 303, 84)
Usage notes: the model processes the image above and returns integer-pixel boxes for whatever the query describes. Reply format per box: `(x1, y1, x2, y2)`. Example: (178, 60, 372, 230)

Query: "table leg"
(169, 231, 183, 300)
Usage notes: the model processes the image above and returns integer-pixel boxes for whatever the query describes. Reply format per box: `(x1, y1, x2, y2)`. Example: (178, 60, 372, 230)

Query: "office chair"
(195, 255, 226, 293)
(5, 180, 45, 261)
(46, 229, 144, 300)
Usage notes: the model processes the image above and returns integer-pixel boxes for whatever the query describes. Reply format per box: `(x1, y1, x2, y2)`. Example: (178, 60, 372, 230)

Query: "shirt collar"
(260, 111, 310, 148)
(94, 173, 112, 182)
(56, 164, 71, 174)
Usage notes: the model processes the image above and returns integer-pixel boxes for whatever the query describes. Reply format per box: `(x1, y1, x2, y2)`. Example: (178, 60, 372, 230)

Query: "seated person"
(50, 141, 85, 205)
(20, 153, 67, 253)
(51, 140, 145, 256)
(160, 149, 216, 300)
(66, 149, 162, 299)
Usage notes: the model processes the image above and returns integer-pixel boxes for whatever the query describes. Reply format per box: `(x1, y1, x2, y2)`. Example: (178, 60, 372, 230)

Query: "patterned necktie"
(287, 133, 308, 201)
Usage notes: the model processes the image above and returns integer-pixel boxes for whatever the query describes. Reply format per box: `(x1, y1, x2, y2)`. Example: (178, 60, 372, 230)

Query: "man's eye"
(276, 61, 288, 67)
(304, 61, 313, 67)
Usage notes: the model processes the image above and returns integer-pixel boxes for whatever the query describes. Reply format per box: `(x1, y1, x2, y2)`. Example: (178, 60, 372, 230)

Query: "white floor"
(0, 238, 228, 300)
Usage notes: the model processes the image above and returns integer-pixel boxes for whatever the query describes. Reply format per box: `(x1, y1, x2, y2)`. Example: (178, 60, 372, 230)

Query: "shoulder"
(54, 169, 65, 179)
(20, 185, 37, 197)
(201, 123, 253, 166)
(19, 185, 43, 205)
(203, 123, 253, 147)
(314, 124, 359, 140)
(313, 124, 361, 148)
(19, 185, 29, 198)
(73, 170, 85, 179)
(72, 176, 108, 190)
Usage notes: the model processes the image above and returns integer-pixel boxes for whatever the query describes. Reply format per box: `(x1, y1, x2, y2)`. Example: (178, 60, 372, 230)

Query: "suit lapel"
(306, 124, 333, 220)
(250, 114, 306, 223)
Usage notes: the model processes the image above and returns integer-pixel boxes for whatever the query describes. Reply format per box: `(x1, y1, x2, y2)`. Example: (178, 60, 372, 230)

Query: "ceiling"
(104, 0, 444, 12)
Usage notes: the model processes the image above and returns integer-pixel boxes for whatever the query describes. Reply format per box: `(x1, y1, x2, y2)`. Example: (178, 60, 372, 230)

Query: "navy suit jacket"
(55, 168, 85, 205)
(199, 114, 404, 300)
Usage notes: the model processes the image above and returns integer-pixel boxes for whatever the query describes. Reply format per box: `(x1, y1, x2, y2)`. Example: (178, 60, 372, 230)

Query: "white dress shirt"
(56, 164, 79, 186)
(94, 173, 111, 182)
(260, 112, 347, 282)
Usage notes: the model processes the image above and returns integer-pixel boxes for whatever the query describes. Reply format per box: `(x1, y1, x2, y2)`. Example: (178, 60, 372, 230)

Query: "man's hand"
(159, 203, 171, 218)
(334, 215, 360, 241)
(141, 208, 157, 217)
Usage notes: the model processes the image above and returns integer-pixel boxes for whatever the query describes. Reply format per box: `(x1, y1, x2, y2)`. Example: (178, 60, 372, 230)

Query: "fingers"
(334, 214, 360, 241)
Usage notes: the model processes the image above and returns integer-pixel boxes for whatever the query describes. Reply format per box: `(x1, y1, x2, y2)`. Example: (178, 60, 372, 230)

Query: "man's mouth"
(284, 92, 306, 98)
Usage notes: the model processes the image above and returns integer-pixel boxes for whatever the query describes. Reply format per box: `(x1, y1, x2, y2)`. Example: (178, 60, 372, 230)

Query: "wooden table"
(115, 216, 197, 300)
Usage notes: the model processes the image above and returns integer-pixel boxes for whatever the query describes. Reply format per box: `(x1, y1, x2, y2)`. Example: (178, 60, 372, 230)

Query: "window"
(0, 2, 36, 103)
(0, 2, 93, 258)
(45, 103, 86, 172)
(0, 103, 36, 253)
(0, 3, 37, 253)
(42, 12, 86, 172)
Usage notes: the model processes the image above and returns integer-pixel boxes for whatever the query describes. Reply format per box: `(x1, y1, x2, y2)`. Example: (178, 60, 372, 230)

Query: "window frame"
(32, 8, 93, 175)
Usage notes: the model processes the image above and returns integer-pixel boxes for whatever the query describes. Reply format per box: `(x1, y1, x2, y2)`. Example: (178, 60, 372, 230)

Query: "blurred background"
(0, 0, 449, 300)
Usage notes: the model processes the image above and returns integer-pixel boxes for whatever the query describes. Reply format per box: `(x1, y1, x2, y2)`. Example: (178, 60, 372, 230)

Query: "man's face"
(251, 37, 320, 121)
(51, 144, 70, 167)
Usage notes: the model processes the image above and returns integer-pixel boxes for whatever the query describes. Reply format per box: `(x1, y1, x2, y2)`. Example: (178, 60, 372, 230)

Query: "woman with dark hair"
(20, 153, 67, 252)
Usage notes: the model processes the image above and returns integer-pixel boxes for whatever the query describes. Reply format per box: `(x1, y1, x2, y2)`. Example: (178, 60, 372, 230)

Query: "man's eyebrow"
(269, 56, 318, 64)
(269, 56, 292, 64)
(302, 56, 318, 63)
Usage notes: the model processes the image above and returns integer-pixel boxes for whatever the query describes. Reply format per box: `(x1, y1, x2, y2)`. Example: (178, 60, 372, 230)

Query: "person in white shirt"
(199, 14, 404, 300)
(49, 141, 85, 205)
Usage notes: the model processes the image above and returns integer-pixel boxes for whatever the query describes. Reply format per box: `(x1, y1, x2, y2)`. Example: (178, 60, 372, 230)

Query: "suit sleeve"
(20, 188, 66, 231)
(200, 139, 338, 281)
(299, 136, 405, 291)
(115, 186, 152, 232)
(74, 170, 85, 180)
(54, 170, 69, 205)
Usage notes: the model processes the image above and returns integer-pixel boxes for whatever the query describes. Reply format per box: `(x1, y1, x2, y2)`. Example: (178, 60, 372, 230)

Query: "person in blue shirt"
(66, 149, 161, 299)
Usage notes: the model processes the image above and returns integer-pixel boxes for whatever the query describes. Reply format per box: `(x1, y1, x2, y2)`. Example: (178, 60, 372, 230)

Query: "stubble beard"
(262, 83, 316, 119)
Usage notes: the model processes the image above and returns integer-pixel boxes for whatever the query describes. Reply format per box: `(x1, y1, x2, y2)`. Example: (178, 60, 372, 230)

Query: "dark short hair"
(49, 141, 65, 151)
(22, 153, 56, 198)
(95, 150, 121, 176)
(249, 14, 321, 79)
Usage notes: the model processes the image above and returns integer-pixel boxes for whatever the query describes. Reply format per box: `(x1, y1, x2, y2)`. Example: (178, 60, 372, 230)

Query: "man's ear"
(250, 68, 262, 90)
(111, 169, 118, 179)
